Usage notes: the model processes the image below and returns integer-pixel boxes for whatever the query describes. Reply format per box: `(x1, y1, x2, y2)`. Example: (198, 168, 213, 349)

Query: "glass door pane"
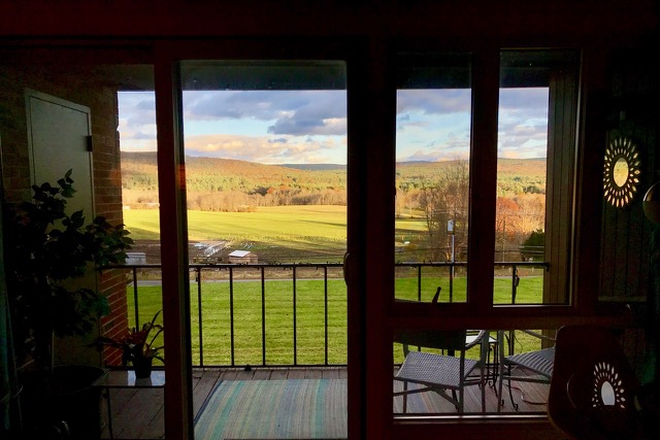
(495, 50, 579, 305)
(180, 60, 348, 440)
(395, 53, 472, 303)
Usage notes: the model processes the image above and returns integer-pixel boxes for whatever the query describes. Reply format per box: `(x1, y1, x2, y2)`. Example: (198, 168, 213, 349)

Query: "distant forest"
(121, 152, 547, 247)
(122, 151, 545, 207)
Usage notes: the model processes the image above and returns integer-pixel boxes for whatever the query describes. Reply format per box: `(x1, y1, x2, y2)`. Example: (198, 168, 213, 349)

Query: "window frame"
(388, 45, 630, 437)
(390, 48, 608, 320)
(0, 38, 630, 440)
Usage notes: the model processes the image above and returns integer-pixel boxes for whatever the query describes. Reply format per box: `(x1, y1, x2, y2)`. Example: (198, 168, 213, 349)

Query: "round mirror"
(612, 157, 629, 187)
(603, 137, 641, 208)
(600, 381, 616, 406)
(593, 362, 627, 410)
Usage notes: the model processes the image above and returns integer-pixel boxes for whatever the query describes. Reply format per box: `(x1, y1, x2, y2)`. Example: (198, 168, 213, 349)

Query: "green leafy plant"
(5, 170, 133, 375)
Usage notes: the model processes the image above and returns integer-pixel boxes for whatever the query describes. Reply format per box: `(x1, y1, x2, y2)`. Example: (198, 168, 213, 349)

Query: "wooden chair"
(547, 325, 642, 440)
(394, 329, 490, 413)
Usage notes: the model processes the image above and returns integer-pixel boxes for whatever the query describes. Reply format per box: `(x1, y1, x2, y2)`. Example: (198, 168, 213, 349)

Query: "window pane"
(495, 50, 579, 305)
(395, 54, 471, 303)
(180, 60, 347, 367)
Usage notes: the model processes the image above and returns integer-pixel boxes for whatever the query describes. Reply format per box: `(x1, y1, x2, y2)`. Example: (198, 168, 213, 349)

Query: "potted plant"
(3, 170, 132, 438)
(92, 310, 164, 378)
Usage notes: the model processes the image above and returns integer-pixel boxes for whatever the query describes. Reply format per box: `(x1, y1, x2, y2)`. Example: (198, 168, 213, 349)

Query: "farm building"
(228, 250, 258, 264)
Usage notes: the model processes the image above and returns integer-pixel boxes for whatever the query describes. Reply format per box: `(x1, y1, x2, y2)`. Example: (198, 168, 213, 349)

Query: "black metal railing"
(103, 260, 548, 368)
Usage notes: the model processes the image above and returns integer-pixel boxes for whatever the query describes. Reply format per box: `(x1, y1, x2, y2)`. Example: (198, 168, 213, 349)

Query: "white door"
(25, 89, 94, 216)
(25, 89, 100, 366)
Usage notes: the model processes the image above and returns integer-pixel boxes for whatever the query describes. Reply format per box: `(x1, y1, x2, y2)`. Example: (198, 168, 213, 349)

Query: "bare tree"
(419, 159, 469, 261)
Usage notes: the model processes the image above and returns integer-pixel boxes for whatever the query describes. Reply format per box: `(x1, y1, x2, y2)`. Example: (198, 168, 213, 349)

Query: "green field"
(123, 206, 427, 262)
(121, 207, 545, 367)
(124, 206, 354, 242)
(128, 274, 544, 367)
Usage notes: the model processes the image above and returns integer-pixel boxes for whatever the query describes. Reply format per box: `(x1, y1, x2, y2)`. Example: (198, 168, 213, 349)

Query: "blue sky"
(118, 87, 548, 164)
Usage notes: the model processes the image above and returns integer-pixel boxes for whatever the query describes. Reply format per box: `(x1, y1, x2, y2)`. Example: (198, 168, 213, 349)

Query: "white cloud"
(119, 86, 549, 163)
(397, 89, 471, 114)
(184, 90, 347, 136)
(184, 133, 345, 164)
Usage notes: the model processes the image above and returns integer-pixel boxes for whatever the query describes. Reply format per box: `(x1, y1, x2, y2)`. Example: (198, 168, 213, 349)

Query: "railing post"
(512, 265, 519, 304)
(261, 266, 266, 366)
(324, 265, 329, 366)
(417, 264, 422, 302)
(229, 266, 235, 367)
(449, 262, 454, 303)
(197, 267, 204, 367)
(292, 265, 297, 366)
(133, 267, 140, 330)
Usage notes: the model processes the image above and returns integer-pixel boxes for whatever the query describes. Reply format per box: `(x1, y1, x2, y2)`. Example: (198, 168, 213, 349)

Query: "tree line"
(121, 153, 546, 255)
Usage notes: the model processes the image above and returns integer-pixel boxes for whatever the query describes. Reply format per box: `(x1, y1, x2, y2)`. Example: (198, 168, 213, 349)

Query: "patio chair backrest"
(394, 329, 468, 352)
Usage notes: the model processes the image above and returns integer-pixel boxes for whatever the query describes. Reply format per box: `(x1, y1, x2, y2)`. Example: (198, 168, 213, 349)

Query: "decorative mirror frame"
(603, 136, 641, 208)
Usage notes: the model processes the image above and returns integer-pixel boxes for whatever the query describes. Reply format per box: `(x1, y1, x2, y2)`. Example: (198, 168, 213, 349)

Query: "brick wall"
(0, 64, 130, 366)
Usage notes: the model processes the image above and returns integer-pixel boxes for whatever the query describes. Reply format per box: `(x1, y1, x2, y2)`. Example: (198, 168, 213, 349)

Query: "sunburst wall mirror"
(603, 136, 641, 208)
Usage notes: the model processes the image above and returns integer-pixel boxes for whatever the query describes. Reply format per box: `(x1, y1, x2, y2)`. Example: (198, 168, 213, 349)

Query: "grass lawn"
(127, 275, 546, 367)
(124, 206, 427, 242)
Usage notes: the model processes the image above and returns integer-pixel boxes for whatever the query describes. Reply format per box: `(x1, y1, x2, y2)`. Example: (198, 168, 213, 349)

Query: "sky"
(118, 87, 548, 165)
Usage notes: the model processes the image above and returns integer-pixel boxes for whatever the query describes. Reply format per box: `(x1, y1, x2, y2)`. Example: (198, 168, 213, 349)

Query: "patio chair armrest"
(521, 329, 556, 343)
(464, 330, 486, 350)
(432, 286, 441, 304)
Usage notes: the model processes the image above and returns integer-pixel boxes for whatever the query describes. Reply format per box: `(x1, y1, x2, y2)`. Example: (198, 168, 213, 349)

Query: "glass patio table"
(93, 369, 165, 439)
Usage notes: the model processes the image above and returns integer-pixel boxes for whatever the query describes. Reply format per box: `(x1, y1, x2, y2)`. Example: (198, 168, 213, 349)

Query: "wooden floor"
(101, 367, 549, 439)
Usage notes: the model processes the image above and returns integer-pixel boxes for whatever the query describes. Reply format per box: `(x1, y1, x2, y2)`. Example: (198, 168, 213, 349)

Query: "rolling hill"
(121, 151, 546, 196)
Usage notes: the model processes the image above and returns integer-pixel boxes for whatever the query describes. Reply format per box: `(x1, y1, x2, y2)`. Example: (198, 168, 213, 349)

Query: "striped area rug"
(195, 379, 347, 440)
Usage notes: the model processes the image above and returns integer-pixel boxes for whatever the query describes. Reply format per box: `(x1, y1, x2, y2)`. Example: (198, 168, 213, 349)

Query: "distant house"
(228, 250, 258, 264)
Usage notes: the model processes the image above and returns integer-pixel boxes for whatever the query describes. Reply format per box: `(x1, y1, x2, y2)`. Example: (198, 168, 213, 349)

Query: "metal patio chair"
(497, 329, 556, 411)
(394, 329, 490, 413)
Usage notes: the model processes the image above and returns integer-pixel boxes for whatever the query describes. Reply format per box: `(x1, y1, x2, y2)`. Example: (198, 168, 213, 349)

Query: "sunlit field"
(122, 207, 545, 366)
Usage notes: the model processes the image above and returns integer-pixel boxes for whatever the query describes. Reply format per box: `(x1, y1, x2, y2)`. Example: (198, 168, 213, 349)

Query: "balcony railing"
(103, 261, 549, 368)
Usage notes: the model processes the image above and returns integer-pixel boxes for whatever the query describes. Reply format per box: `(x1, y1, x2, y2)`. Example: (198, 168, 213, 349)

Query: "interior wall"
(0, 65, 129, 366)
(599, 49, 659, 303)
(596, 48, 660, 373)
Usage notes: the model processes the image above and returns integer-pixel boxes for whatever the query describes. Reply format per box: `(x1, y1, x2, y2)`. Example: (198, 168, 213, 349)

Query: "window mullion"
(467, 49, 499, 311)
